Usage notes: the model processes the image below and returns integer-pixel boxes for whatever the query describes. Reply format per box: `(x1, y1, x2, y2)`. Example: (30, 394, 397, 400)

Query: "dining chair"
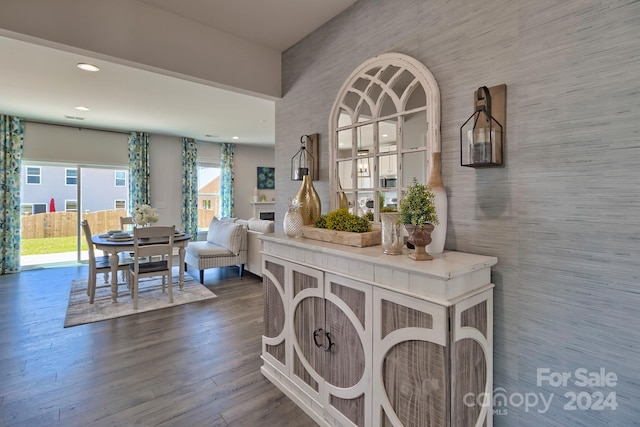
(120, 216, 135, 231)
(81, 220, 130, 304)
(118, 215, 136, 278)
(129, 225, 175, 309)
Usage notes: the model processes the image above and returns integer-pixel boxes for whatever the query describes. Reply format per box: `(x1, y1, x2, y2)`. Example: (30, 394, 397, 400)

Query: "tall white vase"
(426, 152, 447, 254)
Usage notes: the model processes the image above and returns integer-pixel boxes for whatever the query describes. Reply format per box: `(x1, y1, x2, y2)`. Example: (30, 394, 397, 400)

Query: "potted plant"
(398, 177, 439, 260)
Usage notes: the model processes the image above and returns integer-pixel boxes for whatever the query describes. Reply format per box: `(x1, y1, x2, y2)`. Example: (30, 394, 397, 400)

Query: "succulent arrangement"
(399, 177, 439, 226)
(315, 209, 371, 233)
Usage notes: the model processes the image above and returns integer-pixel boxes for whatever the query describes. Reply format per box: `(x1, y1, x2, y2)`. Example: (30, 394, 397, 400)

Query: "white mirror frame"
(329, 52, 441, 219)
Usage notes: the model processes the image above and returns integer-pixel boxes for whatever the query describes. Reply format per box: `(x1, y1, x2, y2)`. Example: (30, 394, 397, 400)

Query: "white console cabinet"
(260, 234, 497, 427)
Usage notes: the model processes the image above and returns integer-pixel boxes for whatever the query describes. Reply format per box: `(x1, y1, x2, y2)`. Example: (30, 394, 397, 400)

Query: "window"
(65, 168, 78, 185)
(21, 204, 33, 215)
(115, 170, 127, 187)
(197, 163, 221, 226)
(114, 200, 126, 210)
(26, 166, 41, 184)
(65, 200, 78, 212)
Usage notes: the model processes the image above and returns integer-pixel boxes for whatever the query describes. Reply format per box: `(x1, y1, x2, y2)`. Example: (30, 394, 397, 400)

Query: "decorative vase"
(404, 223, 434, 261)
(426, 152, 447, 254)
(337, 179, 349, 210)
(283, 207, 304, 238)
(296, 175, 321, 225)
(380, 212, 403, 255)
(252, 186, 259, 203)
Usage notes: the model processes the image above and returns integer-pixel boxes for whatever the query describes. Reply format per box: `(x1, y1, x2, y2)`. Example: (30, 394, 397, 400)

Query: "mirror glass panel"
(378, 154, 397, 186)
(357, 156, 372, 188)
(356, 190, 374, 220)
(380, 189, 398, 210)
(402, 151, 427, 185)
(379, 93, 397, 117)
(338, 109, 352, 127)
(406, 84, 426, 110)
(402, 112, 427, 150)
(356, 123, 374, 152)
(337, 129, 353, 159)
(379, 65, 400, 84)
(337, 160, 353, 190)
(357, 101, 373, 123)
(391, 70, 415, 99)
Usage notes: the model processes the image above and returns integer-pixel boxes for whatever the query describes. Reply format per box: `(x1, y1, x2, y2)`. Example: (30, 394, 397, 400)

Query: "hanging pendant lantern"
(460, 85, 506, 167)
(291, 135, 316, 180)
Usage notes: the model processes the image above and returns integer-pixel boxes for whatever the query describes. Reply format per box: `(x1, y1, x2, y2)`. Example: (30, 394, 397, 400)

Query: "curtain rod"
(24, 119, 131, 136)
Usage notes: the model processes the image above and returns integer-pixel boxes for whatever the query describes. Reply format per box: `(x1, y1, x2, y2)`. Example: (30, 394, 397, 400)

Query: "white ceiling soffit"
(0, 0, 358, 145)
(138, 0, 358, 51)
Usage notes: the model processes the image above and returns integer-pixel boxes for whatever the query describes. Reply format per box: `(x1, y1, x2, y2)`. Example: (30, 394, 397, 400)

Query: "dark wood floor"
(0, 265, 317, 427)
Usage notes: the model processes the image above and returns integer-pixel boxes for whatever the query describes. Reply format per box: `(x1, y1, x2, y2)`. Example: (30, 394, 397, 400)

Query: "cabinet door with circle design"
(373, 288, 448, 427)
(324, 274, 372, 427)
(262, 256, 287, 372)
(290, 263, 326, 402)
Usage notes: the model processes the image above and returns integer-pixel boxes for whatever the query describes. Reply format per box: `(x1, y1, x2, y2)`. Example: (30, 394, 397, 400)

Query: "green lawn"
(21, 236, 88, 255)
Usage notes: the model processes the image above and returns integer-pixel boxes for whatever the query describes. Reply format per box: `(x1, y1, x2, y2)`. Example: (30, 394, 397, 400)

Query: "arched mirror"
(329, 53, 440, 221)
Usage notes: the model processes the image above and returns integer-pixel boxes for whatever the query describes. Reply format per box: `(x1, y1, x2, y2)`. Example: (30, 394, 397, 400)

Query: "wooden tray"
(301, 226, 381, 248)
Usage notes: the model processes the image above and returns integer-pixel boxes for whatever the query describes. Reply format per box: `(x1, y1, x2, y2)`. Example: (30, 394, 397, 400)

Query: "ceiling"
(0, 0, 358, 146)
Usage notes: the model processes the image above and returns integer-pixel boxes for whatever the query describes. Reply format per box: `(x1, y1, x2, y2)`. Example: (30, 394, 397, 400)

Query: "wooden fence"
(21, 209, 218, 239)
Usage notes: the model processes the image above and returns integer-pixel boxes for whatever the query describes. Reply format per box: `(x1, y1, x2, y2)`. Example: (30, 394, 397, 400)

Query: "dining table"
(91, 232, 192, 302)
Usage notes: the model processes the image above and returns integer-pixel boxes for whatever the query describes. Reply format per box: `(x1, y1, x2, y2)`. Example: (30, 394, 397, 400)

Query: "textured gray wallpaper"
(277, 0, 640, 425)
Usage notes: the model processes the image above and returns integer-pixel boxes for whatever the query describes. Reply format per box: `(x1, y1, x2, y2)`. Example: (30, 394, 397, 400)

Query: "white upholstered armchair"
(184, 218, 247, 284)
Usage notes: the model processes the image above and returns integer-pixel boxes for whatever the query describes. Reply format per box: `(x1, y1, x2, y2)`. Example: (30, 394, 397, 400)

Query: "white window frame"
(26, 166, 41, 185)
(197, 163, 221, 205)
(114, 199, 127, 210)
(65, 168, 78, 186)
(65, 199, 78, 212)
(115, 170, 127, 187)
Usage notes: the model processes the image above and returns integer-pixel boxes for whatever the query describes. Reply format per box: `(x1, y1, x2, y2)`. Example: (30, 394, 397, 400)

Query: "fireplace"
(252, 201, 275, 221)
(260, 212, 275, 221)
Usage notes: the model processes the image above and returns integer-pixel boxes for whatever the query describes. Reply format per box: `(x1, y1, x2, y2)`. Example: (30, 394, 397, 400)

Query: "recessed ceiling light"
(77, 62, 100, 72)
(74, 106, 90, 111)
(382, 134, 389, 137)
(232, 136, 239, 140)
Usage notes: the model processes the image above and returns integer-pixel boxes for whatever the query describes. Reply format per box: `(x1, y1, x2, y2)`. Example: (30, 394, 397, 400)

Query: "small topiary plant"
(315, 209, 371, 233)
(399, 177, 439, 226)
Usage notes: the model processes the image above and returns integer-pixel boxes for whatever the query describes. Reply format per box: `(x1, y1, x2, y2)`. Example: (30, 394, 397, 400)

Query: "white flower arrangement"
(133, 204, 159, 226)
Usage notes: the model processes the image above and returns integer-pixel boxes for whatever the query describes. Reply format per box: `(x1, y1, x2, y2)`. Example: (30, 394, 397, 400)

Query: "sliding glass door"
(78, 166, 129, 262)
(20, 162, 128, 267)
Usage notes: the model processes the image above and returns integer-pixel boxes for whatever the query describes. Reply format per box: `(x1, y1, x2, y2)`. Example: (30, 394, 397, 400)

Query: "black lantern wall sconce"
(291, 133, 319, 180)
(460, 84, 506, 167)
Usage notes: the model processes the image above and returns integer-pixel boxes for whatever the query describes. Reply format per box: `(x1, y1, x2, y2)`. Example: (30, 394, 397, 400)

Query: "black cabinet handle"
(313, 328, 324, 348)
(323, 332, 335, 353)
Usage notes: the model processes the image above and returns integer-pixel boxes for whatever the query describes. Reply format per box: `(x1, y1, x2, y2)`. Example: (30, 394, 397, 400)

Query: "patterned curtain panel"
(128, 132, 150, 212)
(0, 115, 24, 274)
(220, 143, 235, 218)
(181, 138, 198, 237)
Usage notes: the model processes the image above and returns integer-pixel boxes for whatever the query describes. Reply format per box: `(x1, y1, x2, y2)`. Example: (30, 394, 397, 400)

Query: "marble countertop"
(260, 233, 497, 280)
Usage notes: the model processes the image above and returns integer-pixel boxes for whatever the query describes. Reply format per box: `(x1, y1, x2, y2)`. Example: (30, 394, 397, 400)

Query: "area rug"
(64, 268, 216, 327)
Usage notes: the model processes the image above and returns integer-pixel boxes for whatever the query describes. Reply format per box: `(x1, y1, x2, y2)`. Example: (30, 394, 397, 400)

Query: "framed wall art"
(257, 166, 275, 189)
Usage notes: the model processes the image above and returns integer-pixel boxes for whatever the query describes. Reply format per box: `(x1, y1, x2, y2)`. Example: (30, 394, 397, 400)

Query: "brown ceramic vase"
(404, 223, 435, 261)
